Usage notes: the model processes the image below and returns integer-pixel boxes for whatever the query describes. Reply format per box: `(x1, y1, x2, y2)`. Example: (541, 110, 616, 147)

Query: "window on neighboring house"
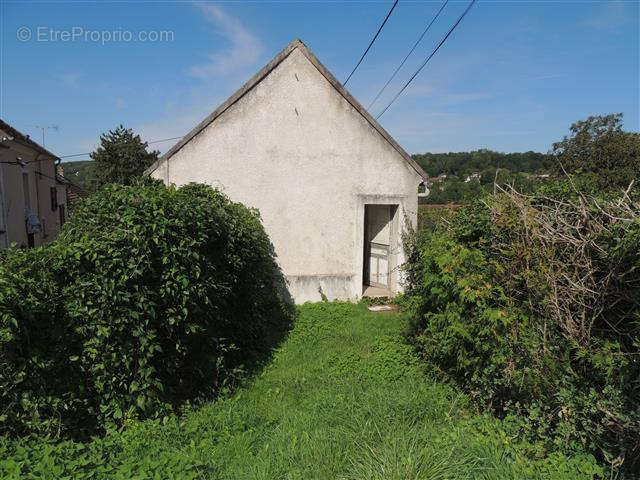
(59, 204, 66, 226)
(50, 186, 58, 211)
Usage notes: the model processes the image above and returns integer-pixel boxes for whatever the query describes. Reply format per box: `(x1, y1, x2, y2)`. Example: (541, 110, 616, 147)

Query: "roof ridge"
(145, 39, 427, 180)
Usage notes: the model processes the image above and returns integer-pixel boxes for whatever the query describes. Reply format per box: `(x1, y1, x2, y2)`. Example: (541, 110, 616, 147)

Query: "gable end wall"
(151, 47, 421, 302)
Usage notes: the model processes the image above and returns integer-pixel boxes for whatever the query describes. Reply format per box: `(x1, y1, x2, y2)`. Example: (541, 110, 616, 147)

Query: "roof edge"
(295, 41, 427, 180)
(0, 119, 60, 160)
(145, 39, 428, 180)
(145, 39, 303, 176)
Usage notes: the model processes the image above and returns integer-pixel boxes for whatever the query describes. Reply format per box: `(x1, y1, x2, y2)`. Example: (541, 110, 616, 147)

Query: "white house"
(147, 39, 427, 303)
(464, 172, 481, 183)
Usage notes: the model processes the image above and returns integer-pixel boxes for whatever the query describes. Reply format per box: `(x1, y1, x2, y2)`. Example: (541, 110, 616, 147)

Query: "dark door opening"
(363, 204, 397, 291)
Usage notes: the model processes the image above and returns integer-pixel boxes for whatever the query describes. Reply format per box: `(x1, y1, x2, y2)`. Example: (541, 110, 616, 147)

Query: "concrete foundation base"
(362, 285, 394, 298)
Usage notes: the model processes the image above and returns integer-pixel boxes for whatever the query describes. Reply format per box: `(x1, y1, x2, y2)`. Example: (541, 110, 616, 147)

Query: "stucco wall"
(151, 47, 421, 302)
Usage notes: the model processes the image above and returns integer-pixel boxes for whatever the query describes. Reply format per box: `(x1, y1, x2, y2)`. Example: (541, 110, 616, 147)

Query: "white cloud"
(136, 4, 263, 149)
(528, 73, 567, 82)
(136, 115, 197, 154)
(54, 72, 83, 89)
(136, 91, 225, 154)
(584, 1, 632, 33)
(404, 86, 492, 105)
(189, 3, 263, 78)
(401, 84, 437, 98)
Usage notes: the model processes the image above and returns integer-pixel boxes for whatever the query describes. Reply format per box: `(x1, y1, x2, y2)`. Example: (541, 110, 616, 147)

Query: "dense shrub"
(0, 428, 211, 480)
(417, 205, 460, 232)
(0, 302, 603, 479)
(403, 184, 640, 474)
(0, 180, 293, 438)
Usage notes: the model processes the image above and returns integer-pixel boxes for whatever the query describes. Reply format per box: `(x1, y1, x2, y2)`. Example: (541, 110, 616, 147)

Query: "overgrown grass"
(1, 302, 602, 479)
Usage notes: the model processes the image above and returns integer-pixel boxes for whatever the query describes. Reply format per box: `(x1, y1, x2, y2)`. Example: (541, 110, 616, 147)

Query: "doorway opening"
(363, 204, 397, 297)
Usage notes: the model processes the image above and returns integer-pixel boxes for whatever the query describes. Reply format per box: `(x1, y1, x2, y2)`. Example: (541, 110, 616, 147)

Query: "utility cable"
(59, 135, 184, 159)
(376, 0, 477, 119)
(344, 0, 400, 86)
(368, 0, 449, 110)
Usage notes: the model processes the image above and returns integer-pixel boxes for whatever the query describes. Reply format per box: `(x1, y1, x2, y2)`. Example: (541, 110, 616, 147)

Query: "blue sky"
(1, 0, 638, 160)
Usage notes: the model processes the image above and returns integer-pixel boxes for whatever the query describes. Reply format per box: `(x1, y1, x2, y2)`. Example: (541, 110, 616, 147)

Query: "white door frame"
(355, 194, 406, 296)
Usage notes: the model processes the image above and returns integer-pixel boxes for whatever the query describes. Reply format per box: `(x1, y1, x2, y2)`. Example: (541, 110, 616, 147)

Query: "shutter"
(50, 186, 58, 211)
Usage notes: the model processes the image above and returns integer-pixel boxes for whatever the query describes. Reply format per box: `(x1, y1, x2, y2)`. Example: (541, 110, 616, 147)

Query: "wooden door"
(364, 205, 392, 288)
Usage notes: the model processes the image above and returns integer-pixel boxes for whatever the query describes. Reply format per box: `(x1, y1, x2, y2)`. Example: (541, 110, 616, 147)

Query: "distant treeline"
(412, 149, 552, 178)
(412, 149, 553, 204)
(60, 160, 94, 192)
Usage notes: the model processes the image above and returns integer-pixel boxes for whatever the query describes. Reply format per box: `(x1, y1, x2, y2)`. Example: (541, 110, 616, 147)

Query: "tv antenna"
(30, 125, 59, 147)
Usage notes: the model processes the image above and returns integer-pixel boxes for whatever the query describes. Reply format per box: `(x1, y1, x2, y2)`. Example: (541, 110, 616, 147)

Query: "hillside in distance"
(60, 160, 94, 192)
(412, 149, 553, 204)
(412, 149, 552, 178)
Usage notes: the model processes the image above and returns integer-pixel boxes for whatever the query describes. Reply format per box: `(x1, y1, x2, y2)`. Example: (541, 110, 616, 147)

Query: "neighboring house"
(147, 39, 427, 303)
(56, 165, 86, 210)
(424, 174, 446, 189)
(464, 172, 481, 183)
(0, 119, 68, 248)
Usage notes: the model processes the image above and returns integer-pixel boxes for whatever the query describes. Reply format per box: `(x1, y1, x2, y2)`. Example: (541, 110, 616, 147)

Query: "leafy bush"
(403, 185, 640, 475)
(417, 205, 460, 232)
(0, 180, 293, 438)
(0, 431, 211, 480)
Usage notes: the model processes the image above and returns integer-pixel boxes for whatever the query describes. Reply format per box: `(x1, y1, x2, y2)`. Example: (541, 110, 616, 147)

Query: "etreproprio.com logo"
(17, 26, 174, 44)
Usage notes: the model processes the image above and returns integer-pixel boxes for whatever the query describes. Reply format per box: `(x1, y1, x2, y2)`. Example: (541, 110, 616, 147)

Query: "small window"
(59, 204, 66, 226)
(50, 186, 58, 211)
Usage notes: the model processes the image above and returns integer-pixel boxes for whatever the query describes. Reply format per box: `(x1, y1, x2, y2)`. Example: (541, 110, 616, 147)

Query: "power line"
(0, 159, 85, 192)
(148, 135, 184, 144)
(375, 0, 477, 120)
(39, 170, 86, 193)
(59, 135, 184, 160)
(368, 0, 449, 110)
(0, 135, 184, 167)
(58, 153, 92, 159)
(344, 0, 399, 86)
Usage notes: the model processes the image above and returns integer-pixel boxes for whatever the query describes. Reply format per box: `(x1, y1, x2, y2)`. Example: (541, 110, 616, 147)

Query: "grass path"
(2, 302, 601, 479)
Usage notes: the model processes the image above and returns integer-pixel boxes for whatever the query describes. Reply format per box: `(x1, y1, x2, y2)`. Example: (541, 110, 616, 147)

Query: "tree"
(90, 125, 159, 188)
(412, 150, 552, 178)
(552, 113, 640, 189)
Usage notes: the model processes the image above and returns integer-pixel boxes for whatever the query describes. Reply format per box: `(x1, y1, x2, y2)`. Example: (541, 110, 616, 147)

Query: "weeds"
(0, 303, 601, 479)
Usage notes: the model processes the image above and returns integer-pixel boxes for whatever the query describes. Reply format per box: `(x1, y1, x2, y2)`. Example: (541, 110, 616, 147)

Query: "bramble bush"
(417, 204, 460, 232)
(402, 181, 640, 475)
(0, 179, 293, 439)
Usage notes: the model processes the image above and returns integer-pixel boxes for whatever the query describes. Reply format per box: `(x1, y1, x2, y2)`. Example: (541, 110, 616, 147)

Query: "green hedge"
(403, 188, 640, 475)
(0, 180, 293, 438)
